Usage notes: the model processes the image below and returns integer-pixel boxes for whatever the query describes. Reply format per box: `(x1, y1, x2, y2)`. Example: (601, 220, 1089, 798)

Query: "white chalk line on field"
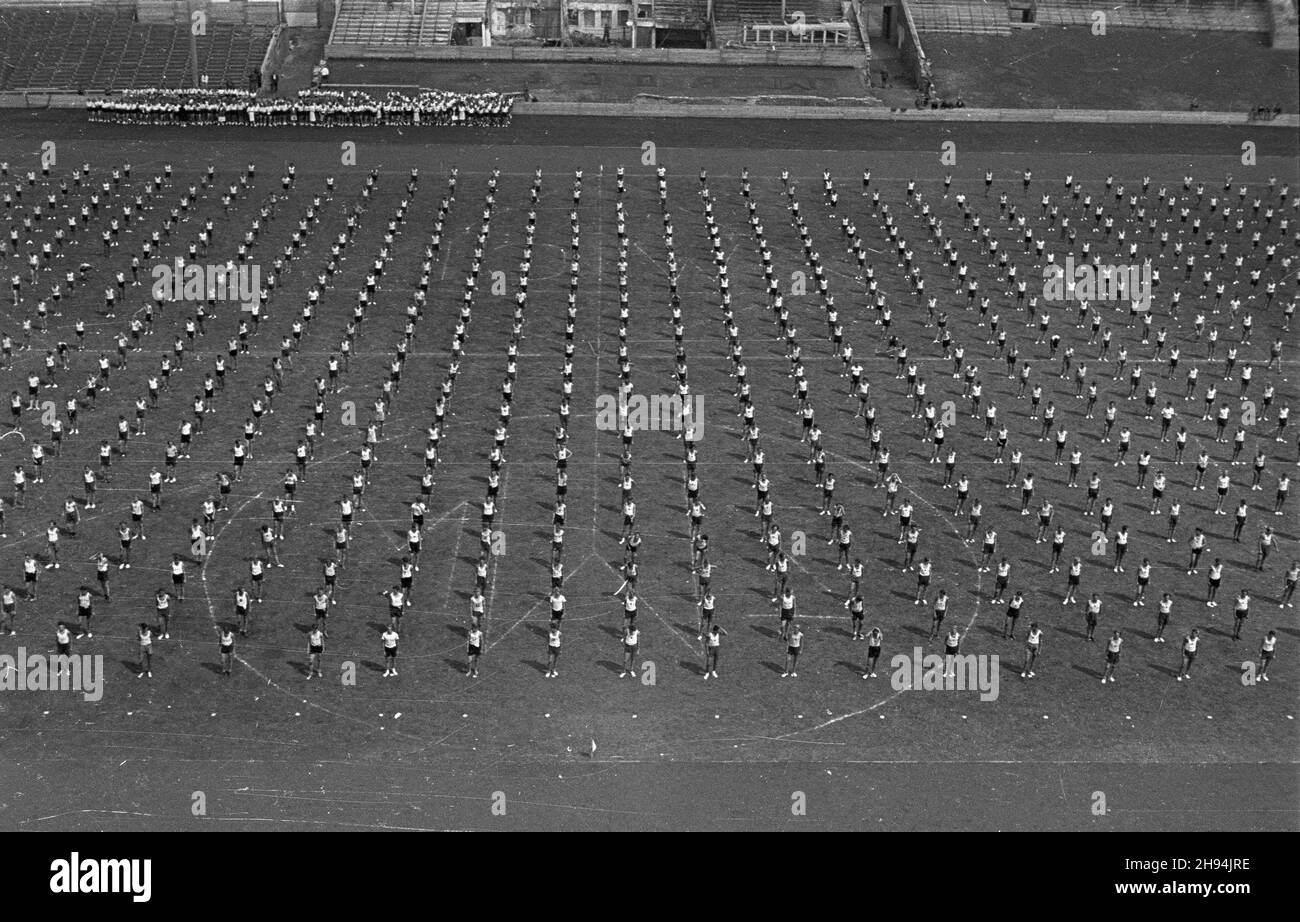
(773, 450, 987, 740)
(436, 499, 473, 614)
(484, 465, 509, 625)
(197, 446, 422, 737)
(594, 554, 699, 655)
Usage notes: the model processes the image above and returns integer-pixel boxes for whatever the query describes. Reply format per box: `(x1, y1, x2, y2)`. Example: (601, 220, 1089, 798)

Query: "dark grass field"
(0, 113, 1296, 830)
(328, 59, 873, 103)
(325, 25, 1300, 112)
(926, 27, 1300, 112)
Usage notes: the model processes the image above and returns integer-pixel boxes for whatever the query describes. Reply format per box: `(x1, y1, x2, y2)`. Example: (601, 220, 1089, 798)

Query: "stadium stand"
(903, 0, 1271, 34)
(905, 0, 1011, 35)
(327, 0, 486, 46)
(330, 0, 424, 44)
(713, 0, 864, 46)
(1034, 0, 1271, 32)
(653, 0, 710, 28)
(426, 0, 455, 43)
(0, 4, 274, 91)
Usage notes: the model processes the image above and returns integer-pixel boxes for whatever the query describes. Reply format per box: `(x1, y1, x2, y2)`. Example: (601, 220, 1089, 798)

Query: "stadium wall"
(849, 0, 871, 68)
(325, 41, 860, 62)
(259, 24, 289, 77)
(894, 0, 931, 90)
(3, 90, 1297, 125)
(280, 0, 319, 26)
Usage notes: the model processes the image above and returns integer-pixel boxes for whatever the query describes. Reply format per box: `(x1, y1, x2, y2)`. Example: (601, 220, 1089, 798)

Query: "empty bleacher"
(328, 0, 485, 46)
(713, 0, 864, 46)
(902, 0, 1269, 34)
(422, 0, 453, 43)
(1035, 0, 1270, 32)
(654, 0, 710, 26)
(331, 0, 424, 44)
(0, 6, 274, 91)
(905, 0, 1011, 35)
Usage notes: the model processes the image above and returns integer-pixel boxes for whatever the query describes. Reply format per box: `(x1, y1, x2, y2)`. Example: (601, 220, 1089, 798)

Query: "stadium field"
(0, 112, 1297, 830)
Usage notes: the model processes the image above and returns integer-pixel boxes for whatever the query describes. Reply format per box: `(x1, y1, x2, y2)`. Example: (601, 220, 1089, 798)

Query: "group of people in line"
(86, 86, 515, 128)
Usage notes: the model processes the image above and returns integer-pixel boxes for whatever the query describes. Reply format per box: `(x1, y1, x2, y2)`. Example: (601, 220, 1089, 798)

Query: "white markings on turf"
(594, 554, 700, 655)
(775, 450, 986, 740)
(484, 466, 509, 625)
(436, 499, 472, 615)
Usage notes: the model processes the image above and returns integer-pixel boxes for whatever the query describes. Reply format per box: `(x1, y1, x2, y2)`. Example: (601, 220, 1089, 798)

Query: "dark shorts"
(1106, 650, 1120, 664)
(787, 646, 800, 656)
